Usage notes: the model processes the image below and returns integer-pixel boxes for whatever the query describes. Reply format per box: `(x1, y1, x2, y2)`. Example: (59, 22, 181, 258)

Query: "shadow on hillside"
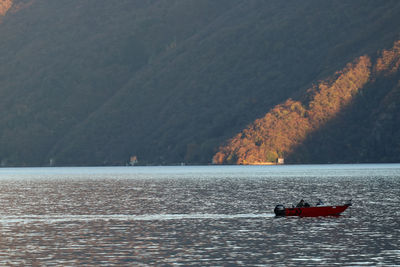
(286, 71, 400, 164)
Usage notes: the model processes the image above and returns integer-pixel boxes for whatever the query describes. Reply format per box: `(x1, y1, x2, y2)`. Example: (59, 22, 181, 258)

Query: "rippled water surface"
(0, 164, 399, 266)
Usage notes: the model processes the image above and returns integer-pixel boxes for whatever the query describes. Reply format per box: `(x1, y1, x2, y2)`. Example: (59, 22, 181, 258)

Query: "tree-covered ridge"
(213, 41, 400, 164)
(1, 1, 400, 166)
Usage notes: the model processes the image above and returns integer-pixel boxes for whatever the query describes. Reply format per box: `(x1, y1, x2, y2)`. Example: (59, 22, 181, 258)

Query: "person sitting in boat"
(297, 199, 310, 207)
(316, 199, 324, 206)
(296, 199, 305, 207)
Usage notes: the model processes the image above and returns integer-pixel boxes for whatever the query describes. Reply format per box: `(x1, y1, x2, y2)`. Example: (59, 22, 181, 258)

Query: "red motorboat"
(274, 200, 352, 217)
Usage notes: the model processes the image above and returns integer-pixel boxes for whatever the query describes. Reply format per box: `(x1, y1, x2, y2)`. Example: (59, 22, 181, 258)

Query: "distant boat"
(274, 200, 352, 217)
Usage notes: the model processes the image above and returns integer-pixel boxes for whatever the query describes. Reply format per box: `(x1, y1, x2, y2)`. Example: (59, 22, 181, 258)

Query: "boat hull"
(278, 205, 350, 217)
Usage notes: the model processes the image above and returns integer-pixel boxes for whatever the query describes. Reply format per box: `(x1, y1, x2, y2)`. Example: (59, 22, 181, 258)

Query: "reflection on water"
(0, 213, 275, 223)
(0, 164, 399, 266)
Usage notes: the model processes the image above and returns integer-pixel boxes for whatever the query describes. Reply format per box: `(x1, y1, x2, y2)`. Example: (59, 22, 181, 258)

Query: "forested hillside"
(1, 1, 400, 166)
(214, 41, 400, 164)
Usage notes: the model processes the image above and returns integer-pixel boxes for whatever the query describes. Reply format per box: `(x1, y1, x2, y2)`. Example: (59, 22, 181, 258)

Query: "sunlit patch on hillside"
(0, 0, 12, 16)
(214, 41, 400, 165)
(375, 40, 400, 76)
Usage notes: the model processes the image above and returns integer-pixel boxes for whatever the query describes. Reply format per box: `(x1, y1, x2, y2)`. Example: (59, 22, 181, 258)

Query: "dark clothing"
(297, 199, 310, 207)
(296, 200, 305, 207)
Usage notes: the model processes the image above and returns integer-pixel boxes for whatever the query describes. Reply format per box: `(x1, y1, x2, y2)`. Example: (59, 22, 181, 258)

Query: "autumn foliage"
(0, 0, 12, 16)
(214, 41, 400, 164)
(375, 40, 400, 76)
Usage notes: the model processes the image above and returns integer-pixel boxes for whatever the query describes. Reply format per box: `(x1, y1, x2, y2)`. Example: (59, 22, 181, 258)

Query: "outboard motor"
(274, 204, 286, 216)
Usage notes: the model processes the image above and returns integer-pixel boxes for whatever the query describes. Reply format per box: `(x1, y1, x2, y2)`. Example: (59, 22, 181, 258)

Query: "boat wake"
(0, 213, 275, 224)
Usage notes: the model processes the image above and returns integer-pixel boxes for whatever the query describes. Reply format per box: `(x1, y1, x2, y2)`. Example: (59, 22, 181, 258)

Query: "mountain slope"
(0, 0, 237, 165)
(214, 41, 400, 164)
(1, 1, 400, 166)
(289, 42, 400, 163)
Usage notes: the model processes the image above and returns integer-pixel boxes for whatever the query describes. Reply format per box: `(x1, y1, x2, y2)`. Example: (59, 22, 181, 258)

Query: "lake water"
(0, 164, 399, 266)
